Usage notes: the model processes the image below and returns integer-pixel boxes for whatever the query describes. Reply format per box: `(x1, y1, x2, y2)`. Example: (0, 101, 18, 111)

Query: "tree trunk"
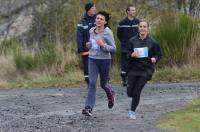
(176, 0, 200, 16)
(189, 0, 200, 16)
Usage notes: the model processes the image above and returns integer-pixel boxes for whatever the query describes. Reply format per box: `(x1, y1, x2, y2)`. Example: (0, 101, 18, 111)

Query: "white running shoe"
(128, 111, 136, 120)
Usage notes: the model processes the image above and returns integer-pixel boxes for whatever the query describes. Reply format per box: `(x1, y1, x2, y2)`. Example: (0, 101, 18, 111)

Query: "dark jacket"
(127, 35, 162, 80)
(76, 13, 96, 53)
(117, 17, 140, 52)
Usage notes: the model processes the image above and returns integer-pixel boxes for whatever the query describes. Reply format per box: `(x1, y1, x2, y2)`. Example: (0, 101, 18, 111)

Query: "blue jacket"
(117, 17, 140, 52)
(76, 13, 96, 53)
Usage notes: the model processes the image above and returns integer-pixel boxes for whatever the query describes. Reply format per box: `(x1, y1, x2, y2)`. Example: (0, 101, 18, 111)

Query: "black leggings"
(127, 75, 147, 111)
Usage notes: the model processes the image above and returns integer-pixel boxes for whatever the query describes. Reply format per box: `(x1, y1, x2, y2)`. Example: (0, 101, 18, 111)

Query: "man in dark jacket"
(126, 19, 162, 119)
(76, 2, 96, 85)
(117, 5, 140, 87)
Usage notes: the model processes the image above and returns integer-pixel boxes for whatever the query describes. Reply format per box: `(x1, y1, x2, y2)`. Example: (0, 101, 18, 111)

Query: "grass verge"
(0, 70, 84, 89)
(0, 64, 200, 89)
(158, 97, 200, 132)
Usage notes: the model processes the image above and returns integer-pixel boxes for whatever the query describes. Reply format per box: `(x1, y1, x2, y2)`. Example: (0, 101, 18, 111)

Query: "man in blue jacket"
(117, 5, 140, 87)
(76, 2, 96, 86)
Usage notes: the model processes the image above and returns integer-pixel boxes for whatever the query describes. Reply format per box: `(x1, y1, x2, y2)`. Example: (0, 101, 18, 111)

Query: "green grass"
(152, 14, 199, 66)
(153, 65, 200, 82)
(1, 64, 200, 89)
(0, 69, 84, 89)
(158, 97, 200, 132)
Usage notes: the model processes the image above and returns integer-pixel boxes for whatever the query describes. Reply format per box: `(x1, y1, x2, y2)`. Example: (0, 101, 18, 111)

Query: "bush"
(15, 53, 36, 70)
(153, 14, 200, 66)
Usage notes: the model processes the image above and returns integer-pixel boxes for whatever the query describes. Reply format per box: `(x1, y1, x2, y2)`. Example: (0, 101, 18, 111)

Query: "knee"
(132, 89, 141, 99)
(100, 82, 107, 89)
(127, 92, 132, 97)
(89, 80, 96, 88)
(127, 86, 133, 97)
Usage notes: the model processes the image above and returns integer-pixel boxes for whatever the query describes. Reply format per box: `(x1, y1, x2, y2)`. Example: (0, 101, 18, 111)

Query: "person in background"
(117, 5, 140, 87)
(126, 19, 162, 119)
(76, 2, 96, 86)
(82, 11, 116, 116)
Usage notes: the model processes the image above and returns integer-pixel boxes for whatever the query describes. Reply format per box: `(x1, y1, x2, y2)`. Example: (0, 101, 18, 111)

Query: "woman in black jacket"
(126, 19, 162, 119)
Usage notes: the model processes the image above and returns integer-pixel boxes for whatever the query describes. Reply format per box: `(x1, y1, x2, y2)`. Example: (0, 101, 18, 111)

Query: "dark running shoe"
(108, 91, 115, 109)
(82, 107, 93, 116)
(122, 81, 127, 87)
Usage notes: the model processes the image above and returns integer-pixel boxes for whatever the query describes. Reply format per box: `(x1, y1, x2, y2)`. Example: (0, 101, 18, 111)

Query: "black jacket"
(76, 13, 96, 53)
(117, 17, 140, 52)
(127, 35, 162, 80)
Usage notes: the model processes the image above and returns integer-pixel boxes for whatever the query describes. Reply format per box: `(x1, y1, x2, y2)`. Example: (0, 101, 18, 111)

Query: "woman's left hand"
(151, 57, 156, 64)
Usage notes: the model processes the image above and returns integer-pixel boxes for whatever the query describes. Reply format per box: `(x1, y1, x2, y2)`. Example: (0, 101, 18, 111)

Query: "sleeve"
(126, 39, 133, 61)
(152, 42, 162, 63)
(117, 21, 123, 42)
(135, 19, 140, 34)
(101, 30, 116, 53)
(76, 20, 84, 53)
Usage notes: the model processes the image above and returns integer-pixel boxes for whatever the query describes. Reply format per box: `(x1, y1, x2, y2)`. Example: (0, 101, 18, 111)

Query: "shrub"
(153, 14, 199, 66)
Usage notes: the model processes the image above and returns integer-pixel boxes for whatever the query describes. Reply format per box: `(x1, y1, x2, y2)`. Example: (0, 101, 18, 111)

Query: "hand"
(80, 51, 89, 56)
(96, 38, 106, 47)
(86, 42, 90, 49)
(151, 57, 156, 64)
(131, 51, 139, 58)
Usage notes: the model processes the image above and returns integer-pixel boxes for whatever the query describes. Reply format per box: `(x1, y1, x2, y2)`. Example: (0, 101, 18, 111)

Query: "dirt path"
(0, 82, 200, 132)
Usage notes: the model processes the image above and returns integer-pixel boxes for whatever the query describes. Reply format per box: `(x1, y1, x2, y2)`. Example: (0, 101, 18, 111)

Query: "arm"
(126, 39, 134, 60)
(117, 22, 123, 42)
(76, 21, 84, 53)
(151, 42, 162, 64)
(97, 30, 116, 52)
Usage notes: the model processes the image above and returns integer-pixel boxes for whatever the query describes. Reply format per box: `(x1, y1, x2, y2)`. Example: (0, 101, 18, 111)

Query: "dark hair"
(126, 4, 135, 14)
(85, 2, 94, 12)
(97, 11, 111, 27)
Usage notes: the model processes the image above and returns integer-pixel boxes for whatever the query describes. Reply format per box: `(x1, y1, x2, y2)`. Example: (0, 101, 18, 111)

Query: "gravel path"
(0, 82, 200, 132)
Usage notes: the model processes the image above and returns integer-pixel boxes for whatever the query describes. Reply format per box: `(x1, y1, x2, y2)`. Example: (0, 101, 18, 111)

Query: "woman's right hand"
(86, 42, 90, 49)
(131, 51, 139, 58)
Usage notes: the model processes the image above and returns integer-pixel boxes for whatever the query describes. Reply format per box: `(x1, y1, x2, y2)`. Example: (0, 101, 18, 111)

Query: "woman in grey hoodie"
(82, 11, 116, 116)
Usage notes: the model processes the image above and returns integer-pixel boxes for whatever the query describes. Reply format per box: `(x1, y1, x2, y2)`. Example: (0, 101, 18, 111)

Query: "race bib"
(134, 47, 148, 58)
(90, 38, 100, 50)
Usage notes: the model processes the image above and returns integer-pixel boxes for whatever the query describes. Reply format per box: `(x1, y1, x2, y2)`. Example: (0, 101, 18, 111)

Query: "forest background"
(0, 0, 200, 88)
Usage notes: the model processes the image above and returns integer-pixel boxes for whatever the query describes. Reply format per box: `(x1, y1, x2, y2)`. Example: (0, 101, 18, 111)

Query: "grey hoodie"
(89, 27, 116, 59)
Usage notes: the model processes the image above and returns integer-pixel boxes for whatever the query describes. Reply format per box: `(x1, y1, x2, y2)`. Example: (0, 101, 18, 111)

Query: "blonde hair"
(139, 19, 149, 27)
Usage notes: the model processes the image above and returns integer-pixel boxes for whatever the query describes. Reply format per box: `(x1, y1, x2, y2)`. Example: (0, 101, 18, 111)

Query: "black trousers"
(127, 75, 147, 111)
(120, 52, 128, 82)
(81, 56, 89, 85)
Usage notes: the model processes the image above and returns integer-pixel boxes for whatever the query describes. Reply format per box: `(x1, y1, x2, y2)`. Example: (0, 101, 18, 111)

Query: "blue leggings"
(85, 58, 112, 109)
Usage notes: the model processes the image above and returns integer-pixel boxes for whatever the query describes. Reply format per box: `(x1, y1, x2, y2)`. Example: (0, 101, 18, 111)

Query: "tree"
(189, 0, 200, 16)
(176, 0, 200, 16)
